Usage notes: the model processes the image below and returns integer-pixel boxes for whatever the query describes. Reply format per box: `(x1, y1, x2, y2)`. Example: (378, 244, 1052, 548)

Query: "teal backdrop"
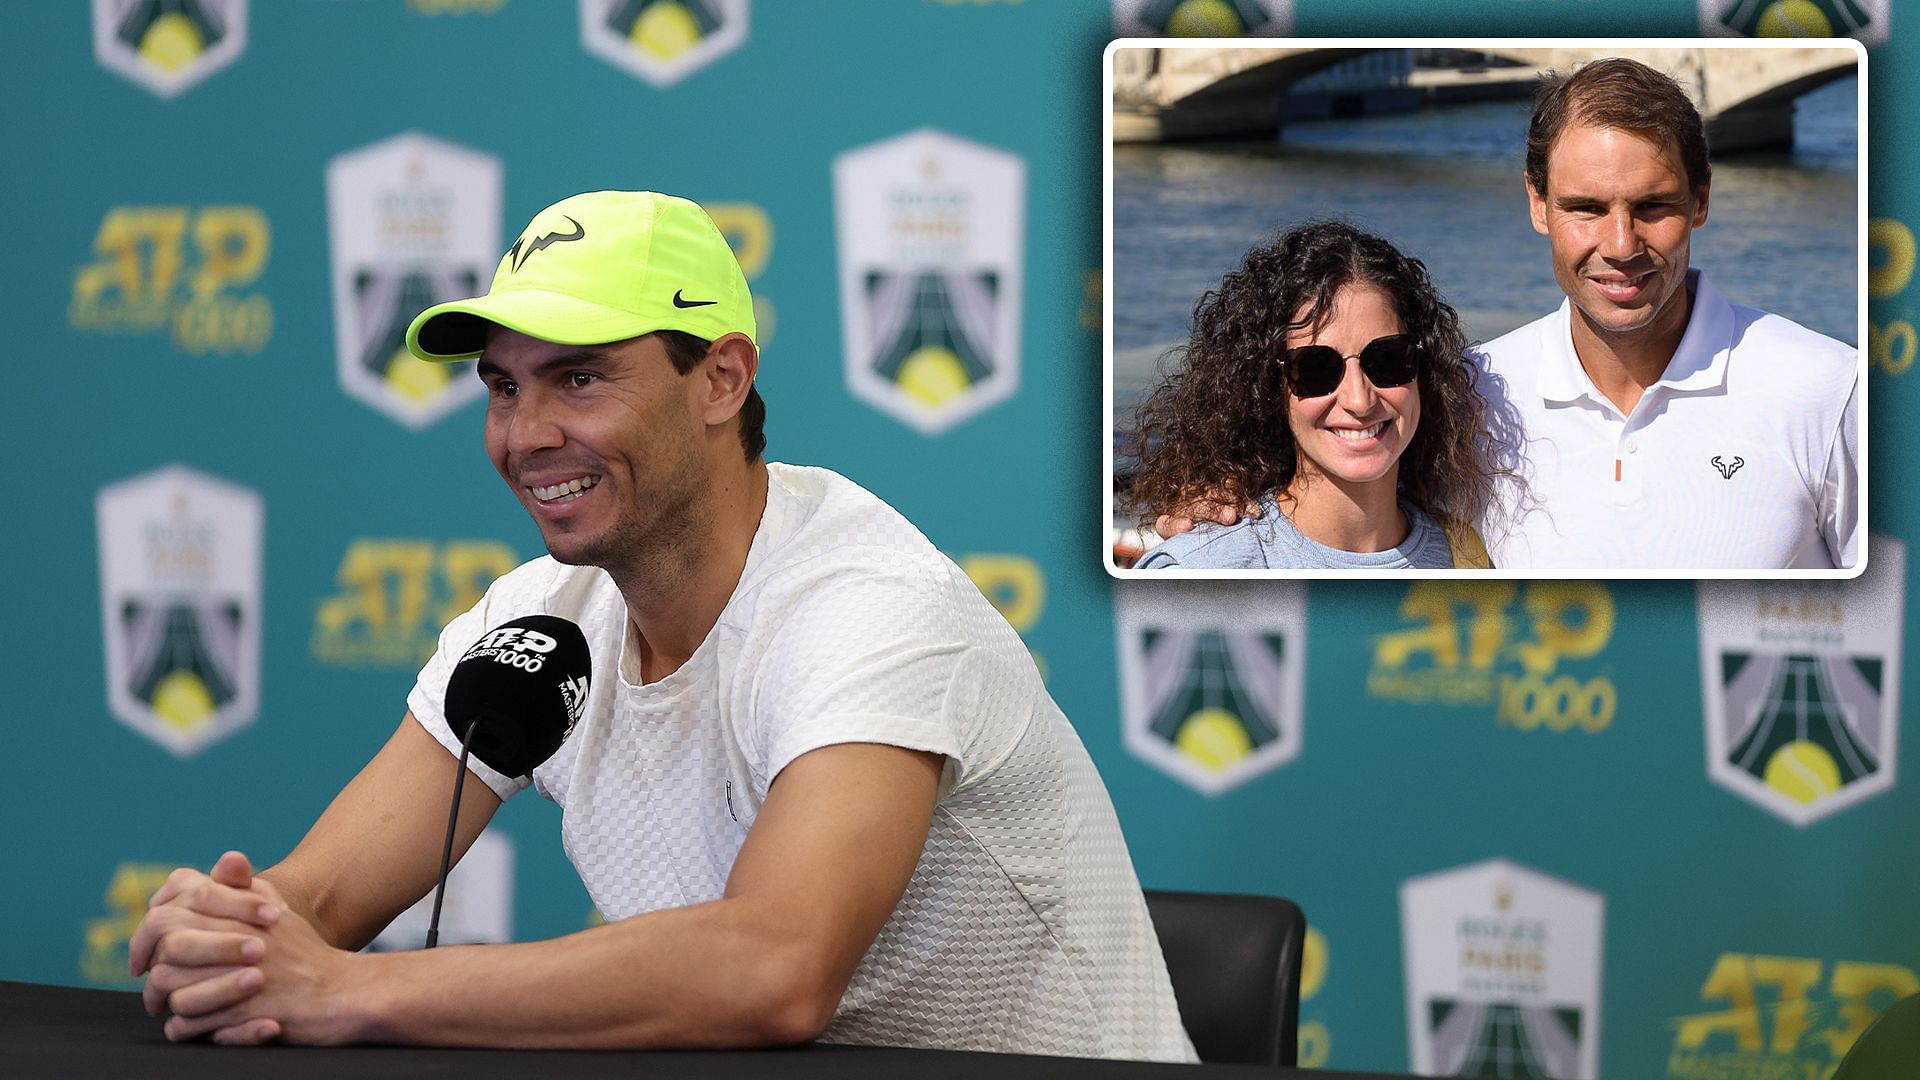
(2, 3, 1913, 1078)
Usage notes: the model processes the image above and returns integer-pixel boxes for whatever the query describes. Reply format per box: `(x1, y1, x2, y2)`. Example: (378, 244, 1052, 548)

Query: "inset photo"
(1104, 39, 1865, 579)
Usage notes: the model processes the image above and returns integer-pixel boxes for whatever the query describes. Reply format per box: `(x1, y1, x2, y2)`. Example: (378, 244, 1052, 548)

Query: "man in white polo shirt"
(1475, 57, 1858, 570)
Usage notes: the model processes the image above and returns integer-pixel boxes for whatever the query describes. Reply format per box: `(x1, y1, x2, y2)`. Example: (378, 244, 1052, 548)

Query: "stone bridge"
(1111, 46, 1858, 151)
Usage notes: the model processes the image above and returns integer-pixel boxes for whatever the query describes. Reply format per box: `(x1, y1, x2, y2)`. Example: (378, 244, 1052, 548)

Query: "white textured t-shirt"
(407, 463, 1195, 1062)
(1472, 270, 1858, 570)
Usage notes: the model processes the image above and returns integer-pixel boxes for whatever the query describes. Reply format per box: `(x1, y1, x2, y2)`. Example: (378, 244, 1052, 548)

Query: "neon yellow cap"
(406, 190, 755, 362)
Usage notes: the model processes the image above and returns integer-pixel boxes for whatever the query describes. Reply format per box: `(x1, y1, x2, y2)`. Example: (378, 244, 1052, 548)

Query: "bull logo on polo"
(369, 829, 514, 950)
(1401, 859, 1605, 1079)
(92, 0, 248, 98)
(579, 0, 749, 87)
(96, 465, 263, 758)
(326, 131, 501, 429)
(834, 129, 1026, 436)
(1697, 537, 1903, 827)
(1112, 0, 1292, 36)
(1114, 581, 1304, 795)
(1701, 0, 1889, 46)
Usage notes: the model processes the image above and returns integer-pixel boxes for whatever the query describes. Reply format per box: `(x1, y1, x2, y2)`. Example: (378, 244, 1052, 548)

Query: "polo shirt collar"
(1537, 268, 1733, 405)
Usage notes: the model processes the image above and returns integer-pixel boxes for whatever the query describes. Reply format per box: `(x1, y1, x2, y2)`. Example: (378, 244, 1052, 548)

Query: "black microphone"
(425, 615, 590, 948)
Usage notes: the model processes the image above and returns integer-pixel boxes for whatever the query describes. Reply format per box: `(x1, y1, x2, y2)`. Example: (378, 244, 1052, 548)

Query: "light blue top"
(1136, 494, 1455, 569)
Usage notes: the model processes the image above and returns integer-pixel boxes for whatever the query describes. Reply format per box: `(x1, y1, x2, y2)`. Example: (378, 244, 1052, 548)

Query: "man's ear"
(1526, 171, 1549, 236)
(1690, 183, 1710, 229)
(700, 332, 759, 428)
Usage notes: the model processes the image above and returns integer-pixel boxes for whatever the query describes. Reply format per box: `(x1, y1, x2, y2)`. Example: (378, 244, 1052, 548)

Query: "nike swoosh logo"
(673, 290, 717, 308)
(507, 216, 586, 272)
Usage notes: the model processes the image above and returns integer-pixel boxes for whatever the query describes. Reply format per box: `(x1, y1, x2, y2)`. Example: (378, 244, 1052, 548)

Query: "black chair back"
(1833, 991, 1920, 1080)
(1143, 889, 1306, 1067)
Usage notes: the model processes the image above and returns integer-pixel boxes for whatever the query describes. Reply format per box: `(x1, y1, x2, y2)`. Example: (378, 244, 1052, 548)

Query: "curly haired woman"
(1124, 221, 1502, 569)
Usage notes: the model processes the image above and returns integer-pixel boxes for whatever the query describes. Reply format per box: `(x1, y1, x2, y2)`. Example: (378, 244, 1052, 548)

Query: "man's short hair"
(658, 330, 767, 461)
(1525, 57, 1711, 197)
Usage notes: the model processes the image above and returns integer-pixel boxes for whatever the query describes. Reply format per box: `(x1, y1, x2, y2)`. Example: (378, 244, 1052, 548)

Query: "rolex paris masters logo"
(96, 465, 263, 758)
(834, 129, 1027, 436)
(92, 0, 248, 99)
(1696, 536, 1903, 826)
(1401, 859, 1605, 1079)
(1115, 580, 1305, 795)
(326, 131, 502, 429)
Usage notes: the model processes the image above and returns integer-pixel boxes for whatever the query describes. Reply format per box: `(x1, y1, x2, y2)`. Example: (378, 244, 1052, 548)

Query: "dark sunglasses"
(1278, 333, 1421, 398)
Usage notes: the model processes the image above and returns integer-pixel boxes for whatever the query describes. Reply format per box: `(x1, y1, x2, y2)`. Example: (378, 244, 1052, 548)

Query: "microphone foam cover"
(443, 615, 591, 779)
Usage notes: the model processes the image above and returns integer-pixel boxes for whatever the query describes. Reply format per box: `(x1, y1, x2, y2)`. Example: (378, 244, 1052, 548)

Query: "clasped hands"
(129, 850, 361, 1046)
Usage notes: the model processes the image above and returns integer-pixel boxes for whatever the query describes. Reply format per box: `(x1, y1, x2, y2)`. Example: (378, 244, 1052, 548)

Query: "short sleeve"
(405, 570, 543, 802)
(747, 558, 976, 793)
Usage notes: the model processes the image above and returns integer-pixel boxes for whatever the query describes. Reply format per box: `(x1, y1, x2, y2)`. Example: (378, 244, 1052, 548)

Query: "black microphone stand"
(425, 719, 479, 949)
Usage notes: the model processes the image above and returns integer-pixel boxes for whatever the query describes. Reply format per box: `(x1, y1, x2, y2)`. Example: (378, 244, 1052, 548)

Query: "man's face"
(1528, 121, 1709, 344)
(478, 328, 708, 570)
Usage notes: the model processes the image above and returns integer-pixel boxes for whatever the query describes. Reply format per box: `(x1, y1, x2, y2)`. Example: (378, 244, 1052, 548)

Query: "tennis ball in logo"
(1763, 740, 1843, 804)
(139, 13, 206, 73)
(896, 346, 972, 408)
(385, 348, 454, 403)
(632, 2, 702, 60)
(1165, 0, 1249, 36)
(1174, 708, 1253, 770)
(1757, 0, 1836, 36)
(151, 670, 216, 735)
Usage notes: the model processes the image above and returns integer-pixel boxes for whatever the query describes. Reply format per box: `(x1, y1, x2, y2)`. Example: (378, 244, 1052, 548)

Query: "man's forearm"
(254, 865, 375, 953)
(340, 894, 837, 1049)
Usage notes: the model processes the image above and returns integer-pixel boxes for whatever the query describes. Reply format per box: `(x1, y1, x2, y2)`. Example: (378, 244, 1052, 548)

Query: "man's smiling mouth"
(530, 475, 601, 503)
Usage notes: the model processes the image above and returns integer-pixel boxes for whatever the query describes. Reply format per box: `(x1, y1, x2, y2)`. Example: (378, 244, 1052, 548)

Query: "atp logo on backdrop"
(708, 202, 777, 347)
(1369, 583, 1618, 734)
(1868, 218, 1915, 376)
(96, 465, 263, 758)
(1297, 925, 1332, 1068)
(326, 132, 502, 429)
(1668, 953, 1918, 1078)
(1112, 0, 1292, 35)
(1697, 537, 1904, 827)
(834, 129, 1027, 436)
(1114, 581, 1305, 795)
(92, 0, 248, 98)
(1400, 859, 1605, 1080)
(80, 863, 176, 987)
(368, 829, 514, 950)
(70, 205, 273, 355)
(959, 553, 1048, 678)
(312, 539, 519, 668)
(1701, 0, 1889, 46)
(580, 0, 748, 87)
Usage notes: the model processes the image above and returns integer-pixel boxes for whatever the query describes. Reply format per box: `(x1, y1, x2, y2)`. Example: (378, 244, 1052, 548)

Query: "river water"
(1111, 76, 1860, 404)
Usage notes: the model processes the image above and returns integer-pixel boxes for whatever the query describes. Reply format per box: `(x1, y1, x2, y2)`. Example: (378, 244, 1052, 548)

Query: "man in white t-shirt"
(127, 190, 1194, 1061)
(1473, 57, 1858, 569)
